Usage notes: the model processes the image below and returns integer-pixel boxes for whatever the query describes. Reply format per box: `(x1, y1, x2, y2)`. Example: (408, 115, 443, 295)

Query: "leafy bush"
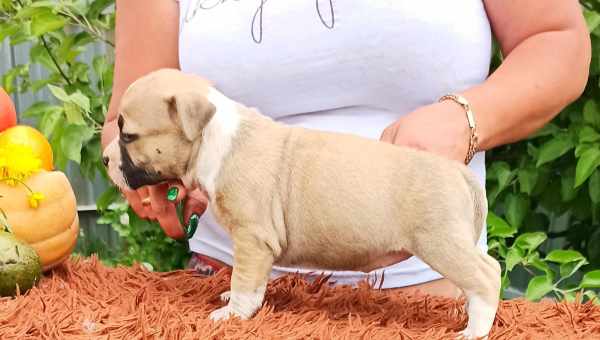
(0, 0, 189, 272)
(1, 0, 599, 297)
(486, 2, 600, 301)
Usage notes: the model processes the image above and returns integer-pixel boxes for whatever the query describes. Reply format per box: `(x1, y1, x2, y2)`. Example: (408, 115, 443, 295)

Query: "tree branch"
(15, 0, 73, 86)
(40, 35, 73, 86)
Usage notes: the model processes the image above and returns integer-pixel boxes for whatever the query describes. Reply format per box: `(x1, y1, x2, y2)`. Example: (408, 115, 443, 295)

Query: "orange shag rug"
(1, 256, 599, 340)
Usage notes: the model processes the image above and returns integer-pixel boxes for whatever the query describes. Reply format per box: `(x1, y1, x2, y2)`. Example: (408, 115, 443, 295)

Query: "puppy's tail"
(459, 167, 488, 244)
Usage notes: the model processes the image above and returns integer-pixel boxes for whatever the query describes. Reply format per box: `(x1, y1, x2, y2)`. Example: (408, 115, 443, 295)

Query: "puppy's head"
(103, 69, 216, 190)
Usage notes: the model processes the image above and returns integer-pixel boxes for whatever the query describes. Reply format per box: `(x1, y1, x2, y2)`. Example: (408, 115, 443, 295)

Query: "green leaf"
(93, 55, 108, 77)
(30, 78, 53, 93)
(29, 43, 56, 71)
(525, 275, 554, 301)
(60, 124, 95, 164)
(9, 22, 32, 46)
(88, 0, 114, 18)
(587, 229, 600, 266)
(584, 290, 598, 304)
(560, 168, 579, 202)
(22, 102, 54, 118)
(515, 232, 547, 252)
(69, 91, 91, 112)
(501, 273, 511, 299)
(575, 147, 600, 187)
(0, 22, 19, 43)
(48, 84, 70, 102)
(536, 133, 575, 167)
(488, 161, 514, 191)
(576, 143, 596, 158)
(2, 67, 19, 94)
(49, 85, 91, 115)
(580, 270, 600, 289)
(38, 107, 63, 137)
(96, 186, 121, 212)
(70, 62, 90, 83)
(505, 246, 524, 271)
(64, 102, 86, 125)
(579, 126, 600, 143)
(488, 239, 501, 251)
(584, 100, 600, 129)
(55, 34, 76, 62)
(29, 1, 56, 8)
(559, 259, 588, 280)
(595, 42, 600, 76)
(590, 170, 600, 204)
(49, 117, 67, 170)
(545, 250, 586, 264)
(486, 184, 501, 206)
(584, 8, 600, 32)
(80, 137, 102, 180)
(572, 191, 593, 221)
(505, 193, 530, 229)
(31, 11, 67, 36)
(487, 212, 517, 238)
(14, 5, 49, 19)
(518, 167, 538, 195)
(527, 143, 539, 158)
(529, 252, 554, 279)
(529, 123, 560, 139)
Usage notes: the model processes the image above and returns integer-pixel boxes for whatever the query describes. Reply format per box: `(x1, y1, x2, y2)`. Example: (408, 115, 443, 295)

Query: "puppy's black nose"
(102, 156, 109, 167)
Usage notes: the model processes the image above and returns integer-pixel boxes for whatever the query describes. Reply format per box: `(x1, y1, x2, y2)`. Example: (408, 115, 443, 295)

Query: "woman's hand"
(380, 100, 471, 163)
(122, 182, 209, 240)
(382, 0, 591, 158)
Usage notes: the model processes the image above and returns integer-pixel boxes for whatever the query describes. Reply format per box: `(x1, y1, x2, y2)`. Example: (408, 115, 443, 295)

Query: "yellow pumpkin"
(0, 171, 79, 271)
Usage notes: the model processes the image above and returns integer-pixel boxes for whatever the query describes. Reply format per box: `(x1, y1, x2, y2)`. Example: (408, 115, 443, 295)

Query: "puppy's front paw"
(209, 305, 240, 321)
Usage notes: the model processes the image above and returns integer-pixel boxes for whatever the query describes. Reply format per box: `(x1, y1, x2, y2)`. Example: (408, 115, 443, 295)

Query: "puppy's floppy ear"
(167, 91, 216, 141)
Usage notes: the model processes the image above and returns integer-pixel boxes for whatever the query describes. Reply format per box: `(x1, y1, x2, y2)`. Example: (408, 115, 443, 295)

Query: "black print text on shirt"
(184, 0, 336, 44)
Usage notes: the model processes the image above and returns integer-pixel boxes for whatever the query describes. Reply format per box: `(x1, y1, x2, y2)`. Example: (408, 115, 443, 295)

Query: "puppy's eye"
(120, 133, 139, 144)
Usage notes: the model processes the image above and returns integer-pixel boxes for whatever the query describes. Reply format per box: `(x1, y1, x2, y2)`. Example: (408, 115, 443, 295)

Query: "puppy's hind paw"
(209, 304, 251, 321)
(457, 329, 489, 340)
(209, 305, 236, 321)
(220, 290, 231, 302)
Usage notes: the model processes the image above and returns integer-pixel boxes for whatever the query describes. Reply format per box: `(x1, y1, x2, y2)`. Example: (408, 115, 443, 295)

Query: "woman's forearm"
(101, 0, 180, 150)
(464, 1, 591, 151)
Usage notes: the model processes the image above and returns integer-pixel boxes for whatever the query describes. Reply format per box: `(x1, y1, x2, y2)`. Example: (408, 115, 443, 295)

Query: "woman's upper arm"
(484, 0, 589, 55)
(102, 0, 180, 146)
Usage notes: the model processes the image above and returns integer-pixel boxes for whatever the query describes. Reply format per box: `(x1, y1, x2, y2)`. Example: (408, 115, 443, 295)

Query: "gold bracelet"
(438, 94, 479, 165)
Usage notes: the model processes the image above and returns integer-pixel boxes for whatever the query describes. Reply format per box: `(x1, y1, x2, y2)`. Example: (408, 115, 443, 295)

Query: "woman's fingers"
(138, 186, 156, 219)
(123, 188, 150, 219)
(156, 203, 186, 239)
(120, 182, 206, 240)
(148, 183, 170, 215)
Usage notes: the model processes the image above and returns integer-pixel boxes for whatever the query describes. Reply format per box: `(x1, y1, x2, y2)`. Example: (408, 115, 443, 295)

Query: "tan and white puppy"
(103, 69, 500, 339)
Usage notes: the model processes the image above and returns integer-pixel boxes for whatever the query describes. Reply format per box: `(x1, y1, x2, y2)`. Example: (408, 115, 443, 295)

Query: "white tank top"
(178, 0, 491, 288)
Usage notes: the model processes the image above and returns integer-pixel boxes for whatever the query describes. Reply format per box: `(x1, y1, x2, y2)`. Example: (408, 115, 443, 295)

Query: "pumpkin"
(0, 171, 79, 271)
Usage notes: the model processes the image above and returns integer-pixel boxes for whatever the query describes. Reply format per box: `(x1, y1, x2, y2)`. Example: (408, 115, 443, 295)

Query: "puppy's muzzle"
(118, 142, 164, 190)
(102, 138, 164, 191)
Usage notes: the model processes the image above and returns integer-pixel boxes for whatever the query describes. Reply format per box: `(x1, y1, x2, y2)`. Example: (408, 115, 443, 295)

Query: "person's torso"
(178, 0, 492, 283)
(179, 0, 492, 139)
